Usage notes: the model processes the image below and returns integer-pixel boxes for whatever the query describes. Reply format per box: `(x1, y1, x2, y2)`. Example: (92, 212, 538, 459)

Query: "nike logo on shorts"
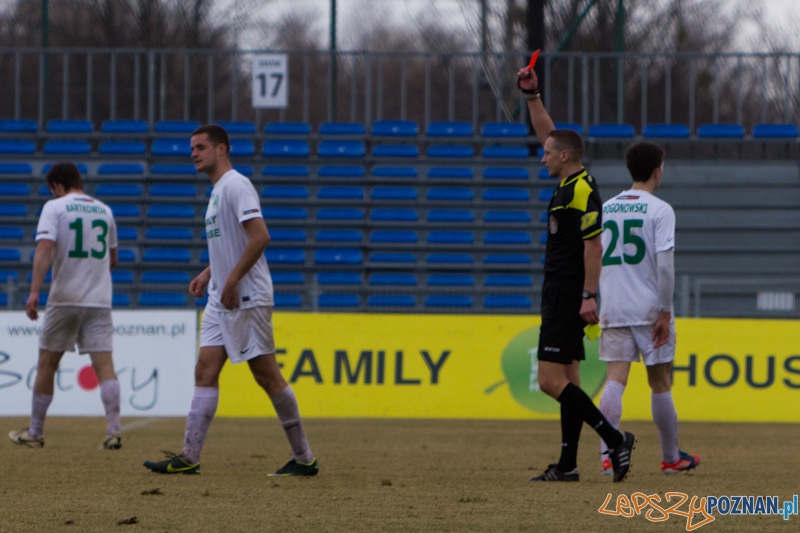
(240, 346, 252, 355)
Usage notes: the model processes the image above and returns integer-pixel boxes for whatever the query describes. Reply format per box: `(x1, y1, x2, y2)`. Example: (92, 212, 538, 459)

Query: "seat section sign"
(0, 310, 196, 416)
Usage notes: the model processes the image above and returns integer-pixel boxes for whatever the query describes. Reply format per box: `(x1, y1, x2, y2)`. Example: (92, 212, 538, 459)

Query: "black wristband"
(517, 77, 540, 95)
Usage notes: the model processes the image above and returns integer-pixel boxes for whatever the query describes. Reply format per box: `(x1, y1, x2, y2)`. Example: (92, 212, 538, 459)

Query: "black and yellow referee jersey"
(544, 167, 603, 278)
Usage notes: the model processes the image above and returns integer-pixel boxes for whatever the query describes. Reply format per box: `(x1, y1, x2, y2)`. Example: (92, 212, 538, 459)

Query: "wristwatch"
(581, 290, 596, 300)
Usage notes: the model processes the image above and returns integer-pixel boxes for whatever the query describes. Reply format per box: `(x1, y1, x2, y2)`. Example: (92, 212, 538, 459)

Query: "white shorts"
(39, 306, 113, 354)
(200, 305, 276, 364)
(599, 324, 676, 366)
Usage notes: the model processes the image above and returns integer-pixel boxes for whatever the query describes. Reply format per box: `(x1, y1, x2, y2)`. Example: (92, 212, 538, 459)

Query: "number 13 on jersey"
(68, 217, 108, 259)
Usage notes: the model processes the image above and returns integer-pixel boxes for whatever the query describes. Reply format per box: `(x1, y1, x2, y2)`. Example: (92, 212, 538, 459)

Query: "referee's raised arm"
(517, 65, 556, 143)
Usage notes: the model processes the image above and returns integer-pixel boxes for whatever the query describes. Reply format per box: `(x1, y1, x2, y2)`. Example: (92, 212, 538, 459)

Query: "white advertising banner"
(251, 54, 288, 108)
(0, 310, 196, 417)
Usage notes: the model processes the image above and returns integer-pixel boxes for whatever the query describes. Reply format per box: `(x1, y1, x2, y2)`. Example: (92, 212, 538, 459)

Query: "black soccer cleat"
(609, 431, 636, 482)
(143, 451, 200, 474)
(268, 458, 319, 477)
(529, 463, 579, 482)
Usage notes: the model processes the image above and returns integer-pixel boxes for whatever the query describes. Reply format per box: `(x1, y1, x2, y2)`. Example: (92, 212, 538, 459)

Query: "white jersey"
(35, 192, 118, 308)
(599, 188, 675, 327)
(205, 169, 273, 309)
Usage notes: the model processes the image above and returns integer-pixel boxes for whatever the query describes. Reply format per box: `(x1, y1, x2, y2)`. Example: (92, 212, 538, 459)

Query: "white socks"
(652, 391, 680, 464)
(598, 380, 625, 454)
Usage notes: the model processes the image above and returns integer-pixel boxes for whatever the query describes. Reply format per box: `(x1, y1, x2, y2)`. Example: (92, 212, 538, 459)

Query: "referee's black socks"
(557, 382, 624, 452)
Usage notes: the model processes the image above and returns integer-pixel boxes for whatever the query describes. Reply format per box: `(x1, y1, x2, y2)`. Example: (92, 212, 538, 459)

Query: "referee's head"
(626, 141, 665, 182)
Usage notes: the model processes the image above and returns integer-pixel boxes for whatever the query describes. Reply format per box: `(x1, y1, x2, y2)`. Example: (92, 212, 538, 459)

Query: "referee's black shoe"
(529, 463, 579, 482)
(609, 431, 636, 482)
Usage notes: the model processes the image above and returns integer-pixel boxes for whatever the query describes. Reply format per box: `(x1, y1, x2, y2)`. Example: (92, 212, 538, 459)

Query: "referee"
(517, 64, 635, 482)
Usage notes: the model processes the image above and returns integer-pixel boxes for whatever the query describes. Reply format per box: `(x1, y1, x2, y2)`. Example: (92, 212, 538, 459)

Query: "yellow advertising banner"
(216, 313, 800, 421)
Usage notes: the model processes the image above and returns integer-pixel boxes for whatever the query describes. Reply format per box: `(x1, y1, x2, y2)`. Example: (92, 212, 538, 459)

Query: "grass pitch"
(1, 417, 798, 532)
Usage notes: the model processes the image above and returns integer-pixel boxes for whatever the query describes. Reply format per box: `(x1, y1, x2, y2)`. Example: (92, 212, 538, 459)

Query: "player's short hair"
(45, 162, 84, 192)
(192, 124, 231, 155)
(548, 129, 584, 162)
(625, 141, 665, 182)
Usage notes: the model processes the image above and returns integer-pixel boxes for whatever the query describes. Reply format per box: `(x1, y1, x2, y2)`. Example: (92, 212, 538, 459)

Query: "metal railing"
(1, 48, 798, 132)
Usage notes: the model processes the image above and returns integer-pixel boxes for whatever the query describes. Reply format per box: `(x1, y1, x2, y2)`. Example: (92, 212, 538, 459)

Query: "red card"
(528, 49, 540, 70)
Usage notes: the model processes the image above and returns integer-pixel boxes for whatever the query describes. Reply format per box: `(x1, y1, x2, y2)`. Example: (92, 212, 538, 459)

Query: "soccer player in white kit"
(597, 142, 700, 475)
(143, 125, 316, 476)
(9, 162, 122, 450)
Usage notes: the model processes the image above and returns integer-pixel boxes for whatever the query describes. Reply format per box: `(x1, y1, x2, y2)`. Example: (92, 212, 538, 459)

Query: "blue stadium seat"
(116, 227, 138, 241)
(38, 184, 50, 196)
(265, 248, 305, 264)
(538, 167, 554, 179)
(101, 119, 148, 134)
(0, 163, 33, 174)
(109, 204, 141, 218)
(264, 122, 311, 135)
(538, 189, 555, 202)
(0, 248, 21, 261)
(95, 183, 143, 197)
(427, 231, 474, 244)
(370, 208, 418, 222)
(262, 165, 309, 177)
(318, 165, 365, 178)
(368, 295, 416, 307)
(370, 186, 417, 201)
(481, 146, 529, 158)
(0, 227, 24, 239)
(41, 162, 88, 174)
(481, 122, 528, 138)
(215, 121, 256, 135)
(98, 141, 147, 155)
(369, 273, 418, 286)
(539, 232, 548, 245)
(554, 122, 583, 134)
(318, 140, 365, 158)
(272, 272, 304, 284)
(152, 138, 191, 157)
(427, 167, 473, 179)
(427, 121, 472, 137)
(149, 184, 197, 198)
(262, 140, 310, 157)
(425, 295, 473, 307)
(117, 249, 136, 262)
(314, 249, 363, 265)
(317, 272, 362, 285)
(372, 166, 418, 178)
(275, 293, 303, 307)
(0, 269, 18, 282)
(752, 123, 799, 139)
(426, 253, 474, 264)
(0, 141, 35, 154)
(142, 248, 191, 262)
(141, 271, 191, 284)
(370, 230, 418, 243)
(145, 227, 193, 240)
(427, 274, 475, 286)
(0, 183, 30, 196)
(230, 139, 255, 157)
(261, 185, 309, 199)
(426, 188, 473, 201)
(318, 294, 360, 308)
(316, 208, 364, 221)
(484, 294, 532, 308)
(372, 145, 419, 158)
(368, 252, 417, 263)
(643, 123, 690, 139)
(150, 163, 196, 175)
(319, 122, 365, 135)
(315, 229, 363, 242)
(154, 120, 200, 134)
(200, 249, 209, 263)
(371, 120, 418, 137)
(0, 204, 26, 217)
(262, 206, 308, 220)
(97, 163, 145, 175)
(427, 209, 474, 222)
(483, 210, 531, 223)
(26, 270, 52, 283)
(588, 123, 636, 138)
(46, 119, 93, 134)
(138, 292, 187, 307)
(113, 294, 131, 307)
(697, 123, 744, 138)
(482, 167, 528, 180)
(483, 254, 531, 264)
(146, 205, 195, 219)
(43, 140, 90, 155)
(234, 165, 253, 177)
(482, 188, 530, 202)
(485, 274, 533, 287)
(426, 145, 474, 158)
(484, 231, 531, 245)
(318, 186, 364, 200)
(0, 119, 38, 133)
(269, 229, 307, 242)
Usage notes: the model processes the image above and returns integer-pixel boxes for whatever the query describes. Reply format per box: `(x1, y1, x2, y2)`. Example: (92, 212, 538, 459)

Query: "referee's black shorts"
(538, 275, 586, 364)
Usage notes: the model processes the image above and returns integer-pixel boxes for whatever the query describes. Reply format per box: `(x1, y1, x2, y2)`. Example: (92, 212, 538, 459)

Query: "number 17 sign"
(252, 54, 288, 109)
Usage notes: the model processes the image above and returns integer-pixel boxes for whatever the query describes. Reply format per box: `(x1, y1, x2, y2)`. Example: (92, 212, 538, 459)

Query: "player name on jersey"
(603, 201, 649, 214)
(65, 203, 109, 214)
